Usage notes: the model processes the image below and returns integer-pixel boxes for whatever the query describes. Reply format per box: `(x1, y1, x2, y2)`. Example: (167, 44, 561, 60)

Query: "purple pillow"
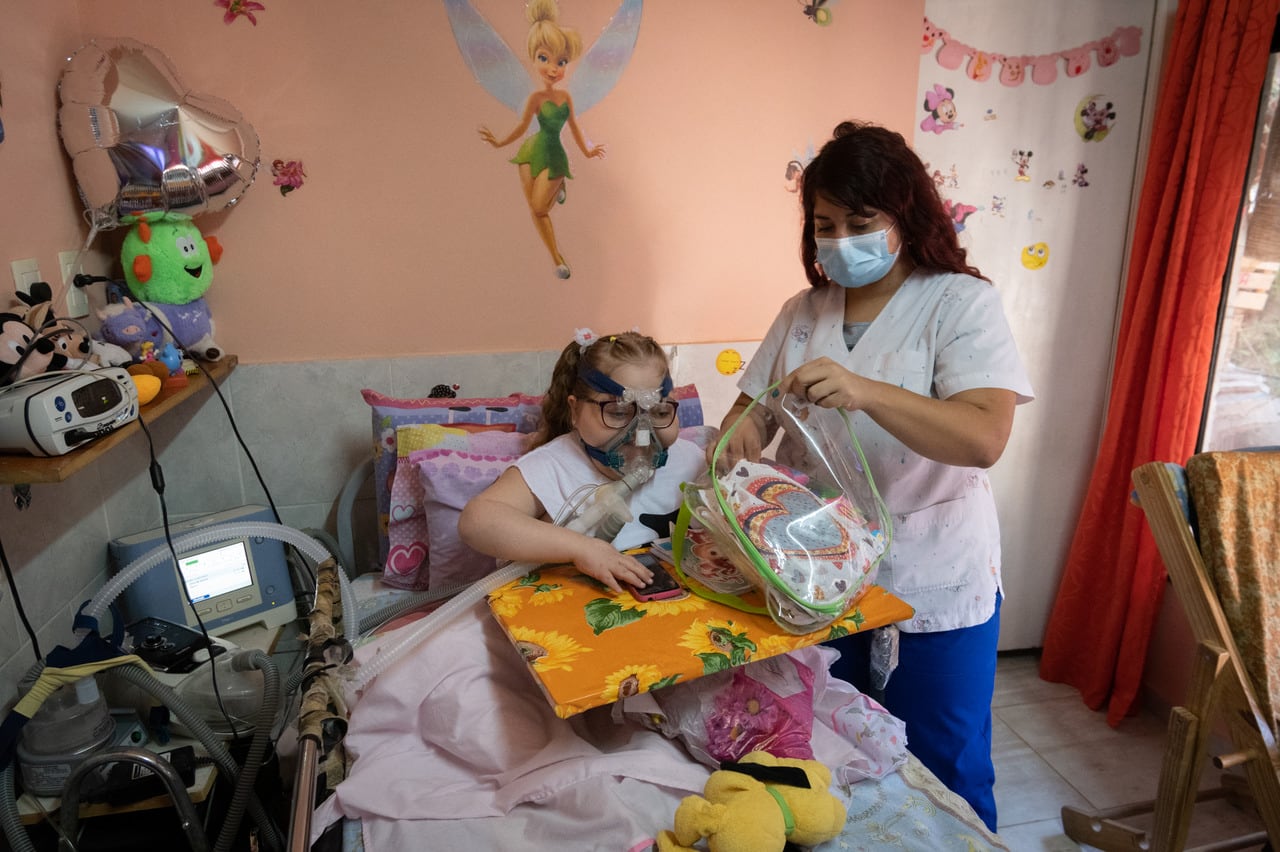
(414, 435, 529, 590)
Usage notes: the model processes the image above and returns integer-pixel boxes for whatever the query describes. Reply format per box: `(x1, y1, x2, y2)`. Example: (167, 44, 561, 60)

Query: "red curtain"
(1039, 0, 1280, 727)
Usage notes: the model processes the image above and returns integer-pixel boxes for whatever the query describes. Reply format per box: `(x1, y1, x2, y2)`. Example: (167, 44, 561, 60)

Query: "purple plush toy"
(95, 297, 167, 361)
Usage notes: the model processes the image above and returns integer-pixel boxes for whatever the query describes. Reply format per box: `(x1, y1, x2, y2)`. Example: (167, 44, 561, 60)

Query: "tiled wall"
(0, 342, 758, 709)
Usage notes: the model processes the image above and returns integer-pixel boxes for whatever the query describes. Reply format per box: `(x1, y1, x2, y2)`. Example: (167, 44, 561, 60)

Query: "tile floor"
(990, 652, 1270, 851)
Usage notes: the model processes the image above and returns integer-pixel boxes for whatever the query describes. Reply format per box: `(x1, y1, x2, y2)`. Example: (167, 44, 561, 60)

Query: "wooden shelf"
(0, 356, 238, 485)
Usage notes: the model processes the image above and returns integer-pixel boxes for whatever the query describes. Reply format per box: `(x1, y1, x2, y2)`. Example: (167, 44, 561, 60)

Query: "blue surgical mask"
(815, 224, 899, 288)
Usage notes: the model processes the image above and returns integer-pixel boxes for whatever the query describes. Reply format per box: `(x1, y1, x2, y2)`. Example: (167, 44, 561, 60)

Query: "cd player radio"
(0, 368, 139, 456)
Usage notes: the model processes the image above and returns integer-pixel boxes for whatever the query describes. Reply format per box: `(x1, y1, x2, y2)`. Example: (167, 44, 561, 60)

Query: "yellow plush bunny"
(656, 751, 847, 852)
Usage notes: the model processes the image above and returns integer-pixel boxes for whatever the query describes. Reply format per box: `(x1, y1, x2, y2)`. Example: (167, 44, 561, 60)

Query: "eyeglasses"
(587, 397, 679, 429)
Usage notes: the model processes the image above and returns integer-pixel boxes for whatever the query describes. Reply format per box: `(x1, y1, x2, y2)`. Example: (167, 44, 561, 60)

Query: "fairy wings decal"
(444, 0, 642, 114)
(445, 0, 643, 280)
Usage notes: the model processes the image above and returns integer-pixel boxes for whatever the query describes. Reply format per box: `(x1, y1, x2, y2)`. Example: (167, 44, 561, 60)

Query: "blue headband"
(577, 366, 674, 402)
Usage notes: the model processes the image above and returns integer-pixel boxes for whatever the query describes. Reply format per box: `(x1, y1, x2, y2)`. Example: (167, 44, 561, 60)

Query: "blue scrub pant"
(827, 595, 1001, 832)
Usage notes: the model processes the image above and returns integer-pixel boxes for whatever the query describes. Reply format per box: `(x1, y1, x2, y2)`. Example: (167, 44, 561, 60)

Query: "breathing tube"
(82, 522, 358, 646)
(345, 560, 533, 697)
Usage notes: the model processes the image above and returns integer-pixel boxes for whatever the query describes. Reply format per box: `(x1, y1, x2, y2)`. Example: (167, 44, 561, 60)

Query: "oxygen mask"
(577, 366, 678, 480)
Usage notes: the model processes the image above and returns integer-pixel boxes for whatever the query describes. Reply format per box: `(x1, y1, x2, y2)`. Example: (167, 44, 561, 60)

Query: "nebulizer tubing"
(82, 522, 358, 645)
(348, 462, 656, 697)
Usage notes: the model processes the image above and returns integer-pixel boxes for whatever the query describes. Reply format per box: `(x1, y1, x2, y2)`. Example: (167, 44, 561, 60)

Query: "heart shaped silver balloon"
(57, 37, 260, 229)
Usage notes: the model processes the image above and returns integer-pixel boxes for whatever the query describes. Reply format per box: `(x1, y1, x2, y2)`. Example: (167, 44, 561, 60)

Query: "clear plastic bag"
(675, 385, 892, 633)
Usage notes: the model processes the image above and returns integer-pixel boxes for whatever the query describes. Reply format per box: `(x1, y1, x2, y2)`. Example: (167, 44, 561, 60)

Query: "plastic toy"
(655, 751, 847, 852)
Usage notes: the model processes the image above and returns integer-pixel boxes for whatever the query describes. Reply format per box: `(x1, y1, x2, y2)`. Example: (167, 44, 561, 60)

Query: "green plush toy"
(117, 211, 226, 360)
(120, 211, 222, 304)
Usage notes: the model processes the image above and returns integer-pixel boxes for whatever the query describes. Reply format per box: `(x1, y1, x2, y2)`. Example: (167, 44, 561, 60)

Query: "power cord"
(0, 532, 41, 663)
(134, 410, 243, 743)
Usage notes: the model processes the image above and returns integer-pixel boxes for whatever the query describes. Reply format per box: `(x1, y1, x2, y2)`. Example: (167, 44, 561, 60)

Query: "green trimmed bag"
(674, 385, 892, 634)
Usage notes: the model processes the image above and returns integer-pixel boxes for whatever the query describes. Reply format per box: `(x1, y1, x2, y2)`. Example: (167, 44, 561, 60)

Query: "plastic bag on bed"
(675, 387, 892, 634)
(643, 652, 817, 766)
(623, 648, 908, 783)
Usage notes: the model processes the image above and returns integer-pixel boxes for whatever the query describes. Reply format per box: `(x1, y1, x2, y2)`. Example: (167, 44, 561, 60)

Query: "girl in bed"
(459, 329, 705, 592)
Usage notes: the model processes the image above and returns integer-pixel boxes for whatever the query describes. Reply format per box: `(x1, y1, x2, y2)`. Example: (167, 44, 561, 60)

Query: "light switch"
(10, 258, 40, 295)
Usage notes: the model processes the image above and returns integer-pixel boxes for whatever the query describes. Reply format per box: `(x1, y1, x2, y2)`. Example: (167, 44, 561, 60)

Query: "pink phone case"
(628, 551, 688, 602)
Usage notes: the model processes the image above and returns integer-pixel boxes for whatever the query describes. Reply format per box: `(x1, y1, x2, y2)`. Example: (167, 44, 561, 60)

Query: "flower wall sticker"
(271, 159, 305, 196)
(216, 0, 266, 26)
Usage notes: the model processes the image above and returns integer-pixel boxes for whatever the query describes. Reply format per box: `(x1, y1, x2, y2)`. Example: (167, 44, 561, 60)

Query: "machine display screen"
(71, 377, 124, 416)
(179, 540, 254, 603)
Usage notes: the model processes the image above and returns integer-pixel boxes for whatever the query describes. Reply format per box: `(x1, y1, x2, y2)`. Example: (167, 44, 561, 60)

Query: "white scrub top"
(739, 270, 1035, 632)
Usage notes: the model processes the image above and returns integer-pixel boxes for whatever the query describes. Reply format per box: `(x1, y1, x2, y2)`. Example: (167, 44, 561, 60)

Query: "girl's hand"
(585, 143, 607, 159)
(478, 126, 499, 147)
(782, 357, 870, 411)
(572, 537, 654, 592)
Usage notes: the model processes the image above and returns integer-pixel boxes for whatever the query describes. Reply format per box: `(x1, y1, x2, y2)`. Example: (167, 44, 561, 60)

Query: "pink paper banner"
(922, 17, 1143, 86)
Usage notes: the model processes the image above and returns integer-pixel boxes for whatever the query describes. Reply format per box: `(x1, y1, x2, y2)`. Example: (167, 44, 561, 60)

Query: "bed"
(284, 387, 1011, 852)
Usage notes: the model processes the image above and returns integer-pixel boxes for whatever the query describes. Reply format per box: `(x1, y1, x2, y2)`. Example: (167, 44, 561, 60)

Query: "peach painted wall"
(3, 0, 921, 362)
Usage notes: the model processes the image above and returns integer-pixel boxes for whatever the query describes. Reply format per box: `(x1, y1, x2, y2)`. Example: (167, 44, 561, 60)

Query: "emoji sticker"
(715, 349, 746, 375)
(1021, 242, 1050, 270)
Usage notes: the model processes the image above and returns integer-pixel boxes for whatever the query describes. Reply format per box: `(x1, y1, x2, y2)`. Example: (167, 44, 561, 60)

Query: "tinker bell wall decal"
(445, 0, 643, 280)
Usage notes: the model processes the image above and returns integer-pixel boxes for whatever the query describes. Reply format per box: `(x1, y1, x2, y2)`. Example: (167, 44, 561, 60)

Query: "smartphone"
(628, 550, 688, 602)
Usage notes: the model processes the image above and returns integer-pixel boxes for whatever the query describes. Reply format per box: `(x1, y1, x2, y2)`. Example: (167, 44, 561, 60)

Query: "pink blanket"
(311, 599, 710, 843)
(311, 599, 909, 850)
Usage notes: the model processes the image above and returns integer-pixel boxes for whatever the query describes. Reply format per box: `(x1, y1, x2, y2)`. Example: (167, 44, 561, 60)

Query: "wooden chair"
(1061, 454, 1280, 851)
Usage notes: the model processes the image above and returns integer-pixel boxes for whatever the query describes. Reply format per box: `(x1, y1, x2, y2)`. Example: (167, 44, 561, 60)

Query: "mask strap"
(578, 366, 674, 401)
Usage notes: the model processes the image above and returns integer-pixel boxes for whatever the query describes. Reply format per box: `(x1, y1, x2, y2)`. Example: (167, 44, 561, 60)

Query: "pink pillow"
(384, 424, 530, 589)
(415, 434, 529, 590)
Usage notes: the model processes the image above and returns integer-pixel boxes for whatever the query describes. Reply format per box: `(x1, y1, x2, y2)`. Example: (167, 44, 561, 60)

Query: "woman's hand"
(478, 126, 500, 147)
(584, 143, 607, 159)
(781, 358, 1018, 468)
(782, 357, 871, 411)
(571, 538, 654, 592)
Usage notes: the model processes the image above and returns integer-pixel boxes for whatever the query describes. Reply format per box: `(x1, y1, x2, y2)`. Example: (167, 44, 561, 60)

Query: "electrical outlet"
(59, 250, 90, 318)
(10, 258, 40, 295)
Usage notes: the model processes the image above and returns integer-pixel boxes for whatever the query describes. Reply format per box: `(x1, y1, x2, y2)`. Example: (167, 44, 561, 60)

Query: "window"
(1201, 39, 1280, 451)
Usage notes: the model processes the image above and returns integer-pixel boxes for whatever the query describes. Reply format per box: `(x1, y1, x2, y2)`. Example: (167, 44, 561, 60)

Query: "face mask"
(577, 366, 674, 475)
(815, 224, 899, 288)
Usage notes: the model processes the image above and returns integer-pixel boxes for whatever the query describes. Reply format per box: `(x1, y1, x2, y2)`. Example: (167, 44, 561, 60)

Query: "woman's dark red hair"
(799, 121, 987, 287)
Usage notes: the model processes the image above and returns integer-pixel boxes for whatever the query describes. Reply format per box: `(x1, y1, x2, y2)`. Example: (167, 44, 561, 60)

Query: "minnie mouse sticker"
(1076, 95, 1116, 141)
(921, 84, 962, 134)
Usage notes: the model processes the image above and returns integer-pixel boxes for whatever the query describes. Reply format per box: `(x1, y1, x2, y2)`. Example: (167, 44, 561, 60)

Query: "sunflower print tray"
(486, 563, 913, 718)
